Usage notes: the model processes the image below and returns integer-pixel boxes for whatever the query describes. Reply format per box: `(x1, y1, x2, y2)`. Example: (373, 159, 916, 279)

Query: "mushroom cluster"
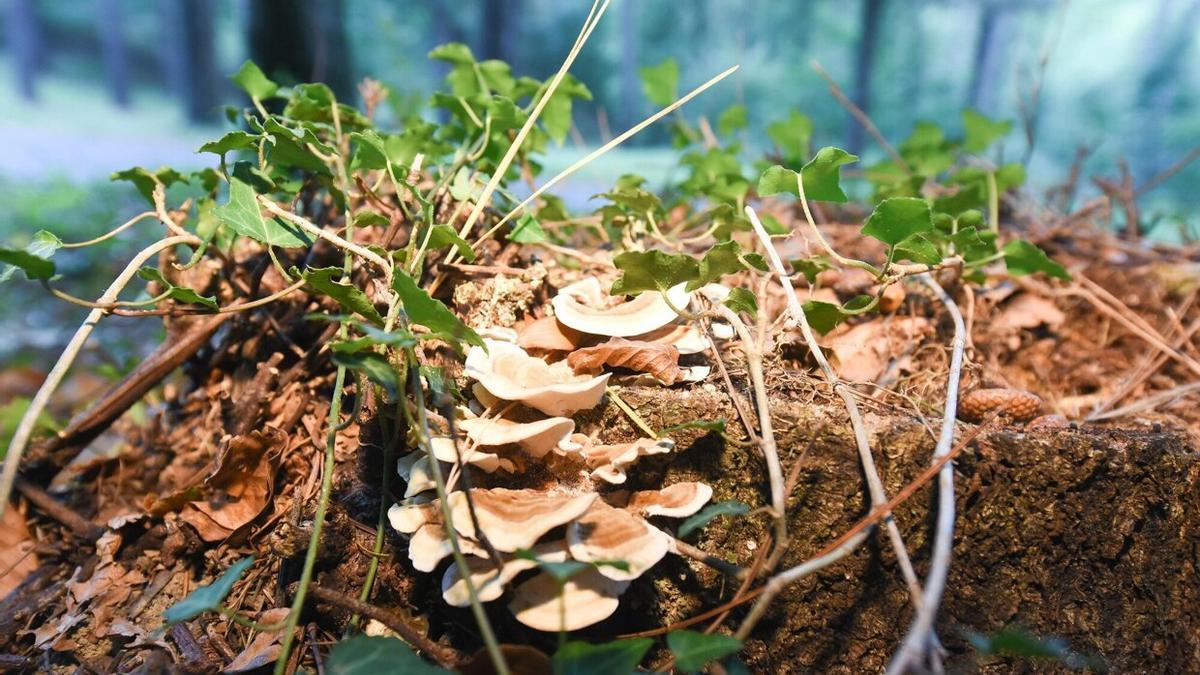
(388, 277, 715, 631)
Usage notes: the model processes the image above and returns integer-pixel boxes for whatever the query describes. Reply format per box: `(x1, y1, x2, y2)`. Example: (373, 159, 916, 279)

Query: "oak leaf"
(567, 337, 683, 385)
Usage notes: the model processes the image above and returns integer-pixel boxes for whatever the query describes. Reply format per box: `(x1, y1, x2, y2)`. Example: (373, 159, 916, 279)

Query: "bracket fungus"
(551, 277, 691, 338)
(567, 501, 672, 581)
(465, 339, 609, 416)
(625, 481, 714, 518)
(441, 541, 569, 606)
(459, 416, 576, 459)
(570, 434, 675, 485)
(508, 566, 630, 632)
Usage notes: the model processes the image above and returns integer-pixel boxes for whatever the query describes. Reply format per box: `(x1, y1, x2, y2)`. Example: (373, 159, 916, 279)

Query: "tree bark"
(4, 0, 40, 100)
(848, 0, 885, 153)
(96, 0, 131, 107)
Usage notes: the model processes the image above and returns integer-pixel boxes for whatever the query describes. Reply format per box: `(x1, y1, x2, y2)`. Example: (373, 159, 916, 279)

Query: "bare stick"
(811, 59, 909, 173)
(887, 274, 966, 674)
(259, 198, 391, 275)
(1136, 145, 1200, 198)
(304, 584, 458, 667)
(0, 234, 195, 518)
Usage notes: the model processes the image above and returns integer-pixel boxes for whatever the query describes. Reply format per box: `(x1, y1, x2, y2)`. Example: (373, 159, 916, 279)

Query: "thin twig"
(886, 274, 966, 674)
(810, 59, 909, 173)
(305, 585, 458, 668)
(259, 198, 391, 275)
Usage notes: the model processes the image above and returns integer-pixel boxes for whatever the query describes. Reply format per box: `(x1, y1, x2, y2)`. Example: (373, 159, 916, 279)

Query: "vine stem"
(887, 275, 966, 675)
(743, 206, 931, 629)
(258, 197, 391, 279)
(0, 234, 196, 520)
(59, 210, 156, 248)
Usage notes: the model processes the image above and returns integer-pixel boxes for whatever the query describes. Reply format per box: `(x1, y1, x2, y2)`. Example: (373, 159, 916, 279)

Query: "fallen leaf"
(568, 338, 683, 385)
(224, 608, 290, 673)
(0, 507, 38, 597)
(181, 428, 286, 542)
(992, 294, 1066, 332)
(825, 317, 932, 382)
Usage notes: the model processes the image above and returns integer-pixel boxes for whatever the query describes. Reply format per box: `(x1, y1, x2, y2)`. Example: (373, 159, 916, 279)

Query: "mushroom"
(567, 501, 671, 581)
(447, 488, 598, 552)
(429, 436, 514, 474)
(465, 339, 610, 416)
(459, 416, 576, 459)
(398, 454, 438, 498)
(625, 482, 713, 518)
(517, 315, 586, 352)
(551, 277, 691, 338)
(509, 566, 630, 632)
(441, 541, 569, 606)
(572, 435, 674, 484)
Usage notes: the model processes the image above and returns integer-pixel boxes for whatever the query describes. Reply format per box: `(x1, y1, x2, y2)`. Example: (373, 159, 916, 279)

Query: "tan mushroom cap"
(551, 277, 691, 338)
(575, 435, 674, 484)
(441, 541, 569, 607)
(509, 566, 630, 632)
(517, 315, 586, 352)
(448, 488, 597, 552)
(400, 454, 438, 498)
(567, 502, 671, 581)
(429, 436, 514, 473)
(626, 482, 713, 518)
(388, 502, 486, 572)
(459, 416, 575, 459)
(466, 339, 610, 416)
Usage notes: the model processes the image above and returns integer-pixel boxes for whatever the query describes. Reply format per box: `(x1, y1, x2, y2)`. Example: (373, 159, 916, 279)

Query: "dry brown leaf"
(517, 315, 586, 352)
(0, 506, 38, 597)
(181, 428, 285, 542)
(224, 608, 290, 672)
(567, 337, 683, 385)
(992, 294, 1066, 332)
(825, 317, 932, 383)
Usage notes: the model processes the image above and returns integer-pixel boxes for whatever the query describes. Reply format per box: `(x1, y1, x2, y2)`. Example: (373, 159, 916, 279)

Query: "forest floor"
(1, 195, 1198, 673)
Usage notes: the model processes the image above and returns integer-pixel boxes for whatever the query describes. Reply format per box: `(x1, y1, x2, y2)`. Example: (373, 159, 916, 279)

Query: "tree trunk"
(477, 0, 523, 70)
(178, 0, 217, 122)
(96, 0, 131, 108)
(4, 0, 40, 100)
(968, 4, 1016, 113)
(848, 0, 885, 153)
(618, 0, 640, 129)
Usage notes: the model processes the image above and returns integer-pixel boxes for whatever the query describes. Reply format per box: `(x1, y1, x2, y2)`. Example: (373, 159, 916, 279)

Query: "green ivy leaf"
(724, 287, 758, 316)
(539, 74, 592, 145)
(199, 130, 259, 158)
(1002, 240, 1070, 280)
(137, 268, 219, 310)
(892, 233, 942, 265)
(392, 270, 484, 349)
(331, 351, 400, 398)
(418, 224, 475, 262)
(678, 500, 750, 539)
(758, 148, 859, 203)
(688, 241, 767, 291)
(639, 58, 679, 107)
(553, 639, 654, 675)
(111, 166, 186, 204)
(949, 226, 998, 263)
(611, 250, 699, 295)
(802, 300, 850, 335)
(861, 197, 933, 247)
(717, 104, 748, 136)
(962, 109, 1012, 154)
(667, 631, 743, 672)
(164, 557, 254, 625)
(302, 267, 384, 325)
(354, 211, 390, 228)
(332, 323, 419, 355)
(758, 213, 790, 236)
(0, 230, 60, 282)
(509, 213, 549, 244)
(428, 42, 475, 66)
(214, 176, 312, 248)
(767, 109, 813, 164)
(326, 635, 451, 675)
(789, 256, 835, 284)
(232, 60, 278, 100)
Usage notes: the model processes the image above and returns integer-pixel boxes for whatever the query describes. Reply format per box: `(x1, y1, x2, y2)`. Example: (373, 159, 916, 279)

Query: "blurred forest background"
(1, 0, 1199, 368)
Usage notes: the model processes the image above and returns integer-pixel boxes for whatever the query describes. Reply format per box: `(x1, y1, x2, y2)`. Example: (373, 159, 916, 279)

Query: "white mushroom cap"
(447, 488, 597, 552)
(429, 436, 514, 473)
(389, 502, 488, 572)
(459, 416, 575, 459)
(629, 323, 710, 355)
(509, 566, 630, 632)
(626, 482, 713, 518)
(551, 277, 691, 338)
(401, 455, 438, 498)
(576, 436, 674, 484)
(387, 502, 438, 534)
(567, 502, 671, 581)
(465, 339, 610, 416)
(441, 541, 569, 607)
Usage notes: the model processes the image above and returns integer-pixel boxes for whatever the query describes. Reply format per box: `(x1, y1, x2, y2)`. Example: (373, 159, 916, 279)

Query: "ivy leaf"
(302, 267, 384, 325)
(214, 177, 312, 248)
(717, 104, 747, 136)
(137, 268, 219, 310)
(509, 213, 549, 244)
(690, 241, 767, 291)
(949, 226, 997, 263)
(417, 224, 475, 262)
(332, 323, 419, 355)
(1002, 240, 1070, 280)
(354, 211, 390, 228)
(789, 256, 835, 284)
(766, 109, 813, 164)
(667, 631, 743, 673)
(611, 250, 699, 295)
(758, 148, 858, 203)
(962, 109, 1012, 153)
(802, 300, 851, 335)
(678, 500, 750, 539)
(861, 197, 933, 247)
(326, 635, 451, 675)
(164, 557, 254, 625)
(639, 58, 679, 107)
(428, 42, 476, 66)
(392, 270, 484, 349)
(756, 165, 799, 197)
(232, 60, 278, 100)
(724, 287, 758, 316)
(112, 166, 185, 204)
(892, 233, 942, 265)
(199, 130, 259, 158)
(0, 230, 60, 282)
(553, 639, 654, 675)
(332, 351, 400, 398)
(758, 212, 789, 236)
(539, 74, 592, 145)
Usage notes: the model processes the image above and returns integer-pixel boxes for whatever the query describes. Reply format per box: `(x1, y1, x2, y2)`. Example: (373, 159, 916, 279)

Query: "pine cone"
(958, 388, 1043, 423)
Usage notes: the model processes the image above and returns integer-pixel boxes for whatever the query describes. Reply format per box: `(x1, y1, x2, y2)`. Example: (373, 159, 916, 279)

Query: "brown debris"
(958, 388, 1044, 423)
(567, 337, 684, 385)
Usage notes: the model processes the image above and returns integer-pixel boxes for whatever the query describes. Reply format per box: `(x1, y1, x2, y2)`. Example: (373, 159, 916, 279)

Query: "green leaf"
(718, 104, 748, 136)
(419, 224, 475, 262)
(861, 197, 933, 247)
(678, 500, 749, 539)
(164, 557, 254, 624)
(509, 213, 549, 244)
(893, 233, 942, 265)
(137, 268, 219, 310)
(690, 241, 767, 291)
(611, 250, 699, 295)
(1, 397, 59, 453)
(789, 256, 835, 284)
(232, 61, 278, 100)
(962, 109, 1012, 153)
(392, 271, 484, 349)
(199, 130, 259, 158)
(724, 287, 758, 316)
(540, 74, 591, 145)
(757, 147, 859, 203)
(327, 635, 451, 675)
(111, 166, 185, 204)
(660, 419, 727, 437)
(802, 300, 850, 335)
(214, 177, 312, 248)
(756, 165, 799, 197)
(302, 267, 384, 325)
(766, 109, 813, 163)
(1002, 240, 1070, 280)
(354, 211, 390, 228)
(332, 351, 401, 398)
(639, 59, 679, 107)
(950, 226, 998, 263)
(553, 639, 653, 675)
(332, 323, 418, 355)
(963, 626, 1099, 670)
(667, 631, 743, 672)
(0, 245, 56, 282)
(758, 213, 790, 236)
